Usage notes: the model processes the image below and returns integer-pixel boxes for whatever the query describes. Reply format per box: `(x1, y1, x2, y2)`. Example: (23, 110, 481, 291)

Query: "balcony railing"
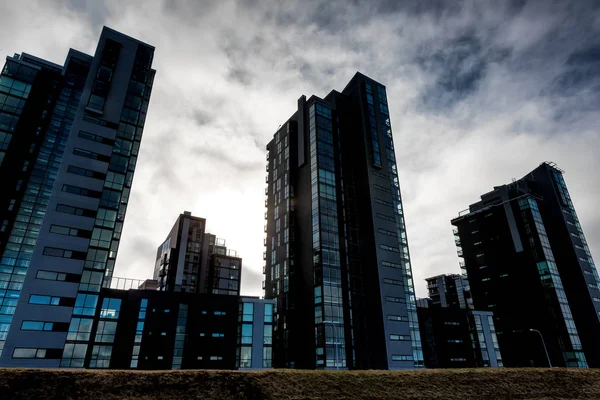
(105, 276, 146, 290)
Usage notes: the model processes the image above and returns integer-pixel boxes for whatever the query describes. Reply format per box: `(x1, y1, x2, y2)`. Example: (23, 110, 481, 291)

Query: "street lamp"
(513, 329, 552, 368)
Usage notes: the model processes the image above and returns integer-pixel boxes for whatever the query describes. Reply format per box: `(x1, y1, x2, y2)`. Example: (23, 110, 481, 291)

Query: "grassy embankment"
(1, 368, 600, 399)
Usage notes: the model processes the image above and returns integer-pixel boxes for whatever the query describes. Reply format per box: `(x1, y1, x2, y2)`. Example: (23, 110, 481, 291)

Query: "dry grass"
(1, 368, 599, 399)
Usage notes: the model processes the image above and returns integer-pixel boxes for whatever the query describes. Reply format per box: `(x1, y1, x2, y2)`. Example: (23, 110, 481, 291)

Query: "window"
(373, 184, 391, 193)
(61, 343, 88, 368)
(264, 303, 273, 323)
(50, 224, 92, 239)
(378, 228, 397, 237)
(374, 198, 393, 207)
(263, 346, 272, 368)
(108, 154, 129, 173)
(214, 311, 226, 316)
(380, 244, 399, 253)
(29, 295, 60, 306)
(21, 321, 53, 331)
(73, 293, 98, 316)
(388, 315, 409, 322)
(96, 208, 117, 228)
(99, 189, 121, 209)
(263, 324, 272, 345)
(36, 270, 67, 281)
(383, 278, 402, 286)
(212, 333, 225, 338)
(385, 296, 405, 303)
(392, 355, 414, 361)
(210, 356, 223, 361)
(95, 321, 117, 342)
(13, 348, 47, 359)
(89, 345, 112, 368)
(240, 323, 253, 344)
(67, 318, 93, 341)
(104, 171, 125, 190)
(241, 302, 254, 322)
(238, 346, 251, 368)
(382, 261, 402, 269)
(43, 246, 83, 259)
(377, 213, 396, 222)
(100, 298, 121, 319)
(85, 249, 108, 269)
(448, 339, 464, 343)
(56, 204, 96, 218)
(389, 334, 410, 341)
(444, 322, 461, 326)
(67, 165, 106, 180)
(62, 184, 102, 199)
(79, 270, 104, 292)
(73, 147, 110, 162)
(78, 131, 114, 145)
(90, 227, 112, 248)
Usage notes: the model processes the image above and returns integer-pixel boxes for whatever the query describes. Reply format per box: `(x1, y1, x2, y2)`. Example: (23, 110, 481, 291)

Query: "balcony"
(263, 252, 267, 260)
(265, 199, 268, 207)
(457, 249, 464, 257)
(264, 225, 268, 232)
(264, 212, 268, 220)
(265, 187, 268, 195)
(262, 280, 266, 290)
(266, 153, 270, 161)
(265, 176, 269, 183)
(453, 228, 459, 236)
(455, 239, 461, 246)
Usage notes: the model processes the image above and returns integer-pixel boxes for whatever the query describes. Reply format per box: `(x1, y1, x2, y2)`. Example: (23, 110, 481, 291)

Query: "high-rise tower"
(451, 162, 598, 368)
(0, 27, 156, 367)
(264, 72, 422, 370)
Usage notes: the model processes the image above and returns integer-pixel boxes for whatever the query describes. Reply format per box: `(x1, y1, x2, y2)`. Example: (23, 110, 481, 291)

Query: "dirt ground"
(0, 368, 599, 399)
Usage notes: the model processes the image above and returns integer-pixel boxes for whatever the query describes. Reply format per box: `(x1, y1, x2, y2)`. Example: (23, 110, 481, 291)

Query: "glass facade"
(518, 196, 587, 368)
(172, 303, 188, 369)
(309, 102, 346, 369)
(0, 55, 90, 356)
(61, 44, 154, 366)
(369, 83, 423, 367)
(552, 170, 600, 291)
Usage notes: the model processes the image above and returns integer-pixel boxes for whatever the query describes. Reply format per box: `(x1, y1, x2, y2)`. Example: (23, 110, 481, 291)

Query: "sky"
(0, 0, 598, 298)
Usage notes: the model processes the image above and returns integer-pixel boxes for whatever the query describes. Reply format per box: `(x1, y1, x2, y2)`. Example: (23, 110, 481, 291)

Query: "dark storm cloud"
(550, 45, 600, 98)
(417, 34, 511, 111)
(10, 0, 599, 298)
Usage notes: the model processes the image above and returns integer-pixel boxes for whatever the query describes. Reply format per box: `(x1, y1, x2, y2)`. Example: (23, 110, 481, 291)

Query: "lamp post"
(529, 329, 552, 368)
(513, 329, 552, 368)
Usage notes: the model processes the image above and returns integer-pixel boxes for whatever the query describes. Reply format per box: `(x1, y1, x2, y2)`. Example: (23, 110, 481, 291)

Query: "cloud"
(1, 0, 598, 300)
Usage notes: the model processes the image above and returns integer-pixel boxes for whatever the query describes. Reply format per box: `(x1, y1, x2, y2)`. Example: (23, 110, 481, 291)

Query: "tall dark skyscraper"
(0, 48, 93, 357)
(451, 162, 598, 368)
(0, 27, 156, 367)
(154, 211, 242, 296)
(264, 72, 422, 370)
